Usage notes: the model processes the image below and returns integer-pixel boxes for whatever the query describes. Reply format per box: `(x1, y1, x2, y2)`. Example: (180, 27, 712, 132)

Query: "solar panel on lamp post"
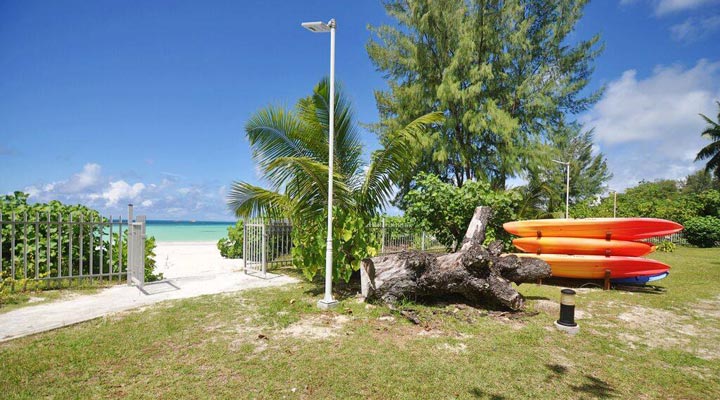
(552, 159, 570, 219)
(302, 19, 339, 310)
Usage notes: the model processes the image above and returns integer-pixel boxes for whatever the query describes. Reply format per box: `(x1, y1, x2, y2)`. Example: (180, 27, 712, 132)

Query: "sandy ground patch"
(154, 241, 242, 278)
(281, 314, 351, 339)
(587, 298, 720, 360)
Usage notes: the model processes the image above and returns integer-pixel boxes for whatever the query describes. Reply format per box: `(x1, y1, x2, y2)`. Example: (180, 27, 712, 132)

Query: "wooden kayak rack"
(536, 268, 613, 290)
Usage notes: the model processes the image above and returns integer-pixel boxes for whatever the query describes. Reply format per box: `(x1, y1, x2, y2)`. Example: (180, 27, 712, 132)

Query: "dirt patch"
(694, 295, 720, 319)
(590, 302, 720, 360)
(532, 300, 559, 315)
(281, 314, 350, 340)
(437, 342, 468, 354)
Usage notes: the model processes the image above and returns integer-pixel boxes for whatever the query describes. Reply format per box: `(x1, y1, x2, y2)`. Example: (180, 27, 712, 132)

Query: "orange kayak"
(513, 253, 670, 279)
(503, 218, 683, 240)
(512, 237, 655, 257)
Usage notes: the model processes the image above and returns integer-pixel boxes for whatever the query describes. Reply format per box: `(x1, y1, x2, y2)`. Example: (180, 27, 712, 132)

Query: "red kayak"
(503, 218, 683, 241)
(513, 253, 670, 279)
(512, 237, 656, 257)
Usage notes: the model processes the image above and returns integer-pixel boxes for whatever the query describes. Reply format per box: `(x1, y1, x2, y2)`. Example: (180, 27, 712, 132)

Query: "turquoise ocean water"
(145, 221, 235, 242)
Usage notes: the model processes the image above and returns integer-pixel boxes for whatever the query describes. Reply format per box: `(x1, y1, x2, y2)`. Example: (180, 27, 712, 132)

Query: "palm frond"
(696, 137, 720, 161)
(297, 78, 364, 179)
(246, 106, 312, 187)
(359, 112, 444, 214)
(227, 182, 291, 219)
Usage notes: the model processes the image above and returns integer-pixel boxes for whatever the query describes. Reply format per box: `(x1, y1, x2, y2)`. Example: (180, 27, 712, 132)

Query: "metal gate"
(127, 215, 146, 289)
(242, 219, 292, 278)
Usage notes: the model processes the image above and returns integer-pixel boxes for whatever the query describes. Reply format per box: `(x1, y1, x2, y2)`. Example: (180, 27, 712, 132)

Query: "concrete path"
(0, 242, 298, 342)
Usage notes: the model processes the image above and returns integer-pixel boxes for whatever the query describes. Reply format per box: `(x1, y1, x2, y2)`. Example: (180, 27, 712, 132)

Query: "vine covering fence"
(0, 205, 146, 290)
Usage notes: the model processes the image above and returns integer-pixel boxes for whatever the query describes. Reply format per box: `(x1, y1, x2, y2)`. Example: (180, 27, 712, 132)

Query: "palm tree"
(227, 79, 441, 281)
(228, 78, 441, 220)
(696, 101, 720, 178)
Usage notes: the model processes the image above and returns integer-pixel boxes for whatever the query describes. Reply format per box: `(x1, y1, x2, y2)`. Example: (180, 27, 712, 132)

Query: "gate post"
(242, 219, 247, 274)
(381, 217, 386, 254)
(261, 221, 267, 278)
(127, 204, 134, 285)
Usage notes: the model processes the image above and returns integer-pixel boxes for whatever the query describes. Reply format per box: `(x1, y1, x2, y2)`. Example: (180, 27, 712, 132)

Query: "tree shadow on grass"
(539, 277, 665, 296)
(524, 295, 552, 301)
(544, 365, 616, 398)
(546, 363, 568, 377)
(469, 387, 506, 399)
(571, 375, 617, 398)
(302, 271, 362, 301)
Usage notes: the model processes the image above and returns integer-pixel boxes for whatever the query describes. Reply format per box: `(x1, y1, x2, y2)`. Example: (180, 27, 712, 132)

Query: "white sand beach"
(153, 241, 243, 279)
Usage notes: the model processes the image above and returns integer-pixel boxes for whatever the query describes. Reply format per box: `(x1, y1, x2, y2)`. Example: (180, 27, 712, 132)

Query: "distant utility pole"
(552, 160, 570, 219)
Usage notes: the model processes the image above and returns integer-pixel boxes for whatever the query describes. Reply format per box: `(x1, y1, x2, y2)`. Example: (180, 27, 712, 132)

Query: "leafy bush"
(683, 216, 720, 248)
(1, 191, 161, 288)
(656, 240, 676, 253)
(217, 221, 243, 259)
(404, 173, 521, 251)
(292, 208, 378, 282)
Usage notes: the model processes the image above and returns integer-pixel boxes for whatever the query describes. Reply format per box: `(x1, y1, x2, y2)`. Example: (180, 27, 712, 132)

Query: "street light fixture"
(302, 18, 339, 310)
(552, 159, 570, 219)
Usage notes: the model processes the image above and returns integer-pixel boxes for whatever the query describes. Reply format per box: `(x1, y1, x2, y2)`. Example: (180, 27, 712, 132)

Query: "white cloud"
(56, 163, 102, 193)
(670, 15, 720, 43)
(89, 180, 145, 207)
(623, 0, 720, 15)
(19, 163, 233, 220)
(25, 163, 102, 196)
(581, 59, 720, 190)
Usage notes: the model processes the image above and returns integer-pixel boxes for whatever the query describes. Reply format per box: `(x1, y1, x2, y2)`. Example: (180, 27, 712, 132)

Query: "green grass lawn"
(1, 247, 719, 399)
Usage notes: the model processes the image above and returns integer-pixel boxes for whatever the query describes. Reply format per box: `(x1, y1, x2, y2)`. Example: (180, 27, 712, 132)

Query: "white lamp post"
(611, 190, 617, 218)
(552, 159, 570, 219)
(302, 19, 339, 310)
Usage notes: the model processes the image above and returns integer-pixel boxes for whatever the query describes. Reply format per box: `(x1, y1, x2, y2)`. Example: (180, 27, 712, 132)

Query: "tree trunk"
(361, 206, 550, 310)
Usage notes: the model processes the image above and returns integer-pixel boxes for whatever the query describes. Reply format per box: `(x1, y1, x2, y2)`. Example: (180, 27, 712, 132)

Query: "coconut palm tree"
(228, 77, 441, 223)
(696, 101, 720, 178)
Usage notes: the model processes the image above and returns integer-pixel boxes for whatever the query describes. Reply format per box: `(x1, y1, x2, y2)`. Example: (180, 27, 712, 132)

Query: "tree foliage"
(520, 123, 610, 218)
(683, 169, 720, 194)
(684, 216, 720, 248)
(367, 0, 602, 194)
(695, 101, 720, 179)
(404, 173, 521, 251)
(227, 78, 441, 282)
(217, 221, 243, 259)
(570, 178, 720, 234)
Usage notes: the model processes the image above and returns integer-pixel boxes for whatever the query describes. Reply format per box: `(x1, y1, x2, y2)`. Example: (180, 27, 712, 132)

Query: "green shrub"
(292, 208, 378, 282)
(1, 191, 161, 288)
(683, 216, 720, 248)
(656, 240, 676, 253)
(217, 221, 243, 259)
(404, 173, 521, 251)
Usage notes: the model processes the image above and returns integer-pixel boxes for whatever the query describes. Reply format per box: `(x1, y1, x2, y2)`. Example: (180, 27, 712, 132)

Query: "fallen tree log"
(360, 207, 551, 310)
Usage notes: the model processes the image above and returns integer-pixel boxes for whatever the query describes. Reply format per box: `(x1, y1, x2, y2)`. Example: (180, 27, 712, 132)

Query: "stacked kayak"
(503, 218, 682, 283)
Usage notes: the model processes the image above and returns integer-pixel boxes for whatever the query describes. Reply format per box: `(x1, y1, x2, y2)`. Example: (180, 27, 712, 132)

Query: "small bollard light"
(554, 288, 580, 334)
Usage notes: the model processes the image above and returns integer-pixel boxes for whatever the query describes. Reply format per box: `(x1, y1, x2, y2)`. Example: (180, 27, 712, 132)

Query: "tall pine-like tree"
(521, 123, 611, 218)
(367, 0, 603, 196)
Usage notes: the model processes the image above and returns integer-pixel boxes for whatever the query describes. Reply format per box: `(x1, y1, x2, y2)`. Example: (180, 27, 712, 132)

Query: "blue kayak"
(611, 272, 669, 284)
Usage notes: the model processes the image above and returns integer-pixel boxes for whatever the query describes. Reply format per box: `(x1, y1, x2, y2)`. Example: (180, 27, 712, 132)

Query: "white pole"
(565, 162, 570, 219)
(320, 19, 338, 308)
(613, 191, 617, 218)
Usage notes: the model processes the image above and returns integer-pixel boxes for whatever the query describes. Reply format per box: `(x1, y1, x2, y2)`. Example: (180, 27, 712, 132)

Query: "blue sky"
(1, 0, 719, 220)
